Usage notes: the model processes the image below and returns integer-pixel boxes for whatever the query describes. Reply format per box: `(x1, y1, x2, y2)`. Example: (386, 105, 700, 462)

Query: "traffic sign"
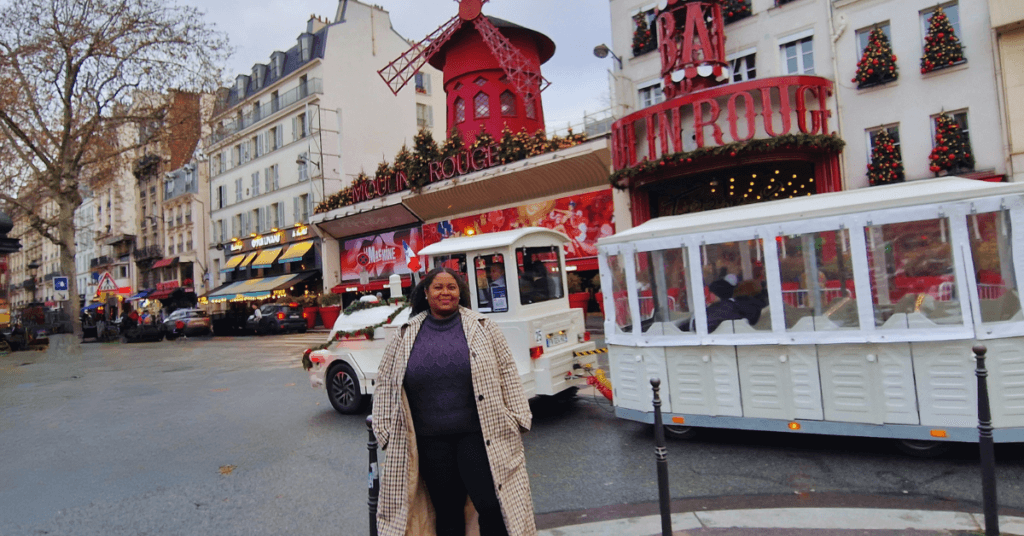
(96, 272, 118, 292)
(54, 276, 69, 301)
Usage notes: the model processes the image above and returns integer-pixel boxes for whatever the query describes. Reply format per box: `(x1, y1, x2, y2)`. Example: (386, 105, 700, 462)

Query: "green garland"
(608, 133, 846, 189)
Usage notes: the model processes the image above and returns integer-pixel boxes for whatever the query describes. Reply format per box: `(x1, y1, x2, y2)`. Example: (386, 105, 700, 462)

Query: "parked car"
(160, 308, 213, 340)
(246, 304, 307, 335)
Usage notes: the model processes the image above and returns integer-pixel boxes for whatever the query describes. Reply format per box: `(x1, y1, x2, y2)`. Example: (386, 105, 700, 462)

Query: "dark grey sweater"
(404, 313, 480, 436)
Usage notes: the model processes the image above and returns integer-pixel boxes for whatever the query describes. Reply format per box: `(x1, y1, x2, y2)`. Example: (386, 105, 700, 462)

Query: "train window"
(699, 239, 767, 332)
(969, 210, 1022, 323)
(432, 254, 467, 282)
(776, 228, 859, 331)
(864, 218, 963, 326)
(607, 253, 631, 333)
(516, 246, 564, 305)
(635, 248, 694, 334)
(474, 254, 508, 313)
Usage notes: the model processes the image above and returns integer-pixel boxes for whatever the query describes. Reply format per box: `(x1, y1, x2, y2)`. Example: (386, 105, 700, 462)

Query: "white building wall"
(833, 0, 1005, 188)
(74, 197, 97, 300)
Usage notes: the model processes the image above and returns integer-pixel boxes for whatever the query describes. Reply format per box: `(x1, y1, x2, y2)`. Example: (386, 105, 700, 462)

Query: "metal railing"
(206, 78, 323, 146)
(547, 107, 615, 139)
(133, 245, 163, 261)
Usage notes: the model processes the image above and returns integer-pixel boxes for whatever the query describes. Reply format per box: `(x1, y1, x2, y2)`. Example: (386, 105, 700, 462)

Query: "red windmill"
(378, 0, 555, 141)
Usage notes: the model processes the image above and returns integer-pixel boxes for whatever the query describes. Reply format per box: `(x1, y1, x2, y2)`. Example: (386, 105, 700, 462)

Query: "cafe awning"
(236, 251, 259, 270)
(151, 257, 178, 269)
(205, 272, 319, 303)
(127, 289, 151, 301)
(279, 241, 315, 263)
(221, 254, 246, 272)
(251, 247, 283, 269)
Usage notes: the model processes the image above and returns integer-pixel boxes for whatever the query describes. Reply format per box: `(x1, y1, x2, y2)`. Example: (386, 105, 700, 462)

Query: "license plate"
(290, 314, 300, 319)
(188, 319, 205, 326)
(546, 332, 568, 347)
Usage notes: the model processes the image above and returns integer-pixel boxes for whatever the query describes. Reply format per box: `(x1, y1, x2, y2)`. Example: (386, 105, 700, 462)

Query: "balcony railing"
(22, 278, 35, 288)
(206, 78, 323, 146)
(90, 255, 112, 268)
(547, 107, 615, 139)
(133, 245, 163, 261)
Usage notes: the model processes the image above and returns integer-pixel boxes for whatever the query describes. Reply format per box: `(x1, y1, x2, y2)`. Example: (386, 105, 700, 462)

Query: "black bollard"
(974, 345, 1000, 536)
(651, 377, 672, 536)
(367, 415, 379, 536)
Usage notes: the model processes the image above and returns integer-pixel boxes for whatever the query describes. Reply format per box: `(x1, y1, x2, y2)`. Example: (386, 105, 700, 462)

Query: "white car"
(305, 228, 598, 414)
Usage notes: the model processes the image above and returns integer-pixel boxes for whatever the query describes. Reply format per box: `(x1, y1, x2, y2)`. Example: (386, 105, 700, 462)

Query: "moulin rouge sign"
(611, 0, 835, 171)
(348, 145, 502, 203)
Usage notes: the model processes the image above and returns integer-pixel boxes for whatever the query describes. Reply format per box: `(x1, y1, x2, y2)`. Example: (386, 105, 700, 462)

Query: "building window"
(631, 9, 658, 57)
(296, 194, 310, 224)
(729, 49, 757, 82)
(252, 171, 260, 196)
(525, 98, 536, 120)
(252, 209, 261, 234)
(637, 81, 665, 109)
(217, 185, 227, 209)
(867, 124, 901, 161)
(417, 103, 433, 128)
(474, 92, 490, 119)
(857, 23, 891, 58)
(295, 113, 307, 139)
(921, 2, 961, 44)
(252, 135, 262, 158)
(415, 72, 431, 95)
(235, 178, 242, 202)
(781, 35, 814, 75)
(298, 153, 309, 182)
(500, 91, 516, 117)
(271, 90, 280, 112)
(454, 97, 466, 123)
(269, 126, 280, 151)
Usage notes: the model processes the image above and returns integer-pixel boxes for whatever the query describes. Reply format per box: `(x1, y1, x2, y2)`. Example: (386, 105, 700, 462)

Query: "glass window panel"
(864, 218, 962, 327)
(777, 229, 858, 331)
(516, 246, 564, 305)
(432, 254, 467, 283)
(607, 254, 631, 332)
(700, 239, 768, 332)
(635, 248, 694, 334)
(474, 254, 507, 313)
(969, 210, 1021, 323)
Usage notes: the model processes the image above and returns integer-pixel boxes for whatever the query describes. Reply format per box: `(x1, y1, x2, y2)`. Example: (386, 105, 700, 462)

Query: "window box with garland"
(631, 10, 657, 57)
(853, 26, 898, 90)
(920, 7, 966, 74)
(722, 0, 752, 24)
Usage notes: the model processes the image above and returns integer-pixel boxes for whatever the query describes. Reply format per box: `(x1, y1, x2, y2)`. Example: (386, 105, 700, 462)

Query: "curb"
(538, 508, 1024, 535)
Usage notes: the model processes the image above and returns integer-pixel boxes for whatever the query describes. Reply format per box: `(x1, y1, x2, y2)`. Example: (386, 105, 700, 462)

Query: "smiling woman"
(372, 265, 537, 535)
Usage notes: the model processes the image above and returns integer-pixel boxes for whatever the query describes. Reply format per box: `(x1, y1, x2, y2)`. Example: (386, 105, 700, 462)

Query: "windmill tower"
(378, 0, 555, 142)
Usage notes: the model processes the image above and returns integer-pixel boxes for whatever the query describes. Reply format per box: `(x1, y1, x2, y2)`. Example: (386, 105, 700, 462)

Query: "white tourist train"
(597, 178, 1024, 453)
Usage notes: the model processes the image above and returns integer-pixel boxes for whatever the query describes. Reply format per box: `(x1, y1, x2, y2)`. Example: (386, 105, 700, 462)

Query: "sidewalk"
(539, 507, 1024, 535)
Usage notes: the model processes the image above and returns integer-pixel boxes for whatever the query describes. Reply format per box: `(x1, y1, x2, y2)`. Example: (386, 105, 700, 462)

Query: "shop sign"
(291, 226, 309, 238)
(251, 232, 282, 248)
(610, 76, 834, 171)
(341, 228, 423, 282)
(156, 280, 179, 291)
(348, 145, 503, 203)
(421, 189, 615, 259)
(229, 242, 243, 252)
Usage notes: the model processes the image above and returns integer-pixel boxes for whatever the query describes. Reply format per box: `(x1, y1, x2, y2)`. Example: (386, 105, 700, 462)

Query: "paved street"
(3, 333, 1024, 535)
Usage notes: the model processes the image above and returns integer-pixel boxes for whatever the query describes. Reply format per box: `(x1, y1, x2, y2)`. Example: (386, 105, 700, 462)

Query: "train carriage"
(597, 178, 1024, 452)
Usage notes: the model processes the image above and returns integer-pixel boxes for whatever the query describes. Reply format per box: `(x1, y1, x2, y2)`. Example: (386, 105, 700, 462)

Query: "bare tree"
(0, 0, 228, 340)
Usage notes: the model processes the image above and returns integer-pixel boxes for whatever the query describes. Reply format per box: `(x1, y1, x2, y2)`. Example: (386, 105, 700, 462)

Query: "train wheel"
(895, 439, 951, 458)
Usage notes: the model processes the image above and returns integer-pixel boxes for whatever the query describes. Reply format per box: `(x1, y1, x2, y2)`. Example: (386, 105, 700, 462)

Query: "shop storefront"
(202, 224, 321, 305)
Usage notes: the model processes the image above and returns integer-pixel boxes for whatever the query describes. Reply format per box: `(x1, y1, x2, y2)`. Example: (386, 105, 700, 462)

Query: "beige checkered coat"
(372, 307, 536, 536)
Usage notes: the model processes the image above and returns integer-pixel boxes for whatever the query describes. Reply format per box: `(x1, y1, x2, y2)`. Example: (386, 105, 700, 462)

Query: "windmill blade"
(378, 14, 463, 96)
(472, 16, 550, 101)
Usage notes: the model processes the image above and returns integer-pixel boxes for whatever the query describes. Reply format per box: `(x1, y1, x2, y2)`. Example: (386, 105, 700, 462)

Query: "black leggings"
(417, 432, 508, 536)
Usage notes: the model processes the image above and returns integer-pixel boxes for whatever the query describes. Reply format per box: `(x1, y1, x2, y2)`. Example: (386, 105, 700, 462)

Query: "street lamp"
(593, 44, 623, 69)
(27, 259, 40, 304)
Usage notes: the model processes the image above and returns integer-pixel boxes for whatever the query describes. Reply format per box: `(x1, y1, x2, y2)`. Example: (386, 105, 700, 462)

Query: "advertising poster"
(421, 189, 615, 259)
(341, 227, 423, 282)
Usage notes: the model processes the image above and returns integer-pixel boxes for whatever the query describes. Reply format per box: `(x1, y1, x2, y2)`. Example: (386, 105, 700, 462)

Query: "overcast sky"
(189, 0, 615, 131)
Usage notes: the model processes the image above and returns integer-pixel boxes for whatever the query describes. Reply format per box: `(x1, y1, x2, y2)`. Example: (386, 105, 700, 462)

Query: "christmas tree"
(497, 125, 528, 163)
(722, 0, 752, 24)
(920, 8, 965, 74)
(631, 12, 656, 56)
(928, 113, 974, 175)
(853, 27, 898, 88)
(867, 130, 904, 186)
(440, 127, 466, 160)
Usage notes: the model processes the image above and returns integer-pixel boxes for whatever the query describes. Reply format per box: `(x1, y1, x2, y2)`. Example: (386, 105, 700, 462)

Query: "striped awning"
(236, 251, 259, 269)
(251, 247, 282, 269)
(221, 254, 245, 272)
(279, 241, 314, 263)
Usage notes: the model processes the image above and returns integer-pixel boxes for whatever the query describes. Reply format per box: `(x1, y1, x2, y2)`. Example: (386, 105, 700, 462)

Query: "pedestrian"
(372, 266, 535, 536)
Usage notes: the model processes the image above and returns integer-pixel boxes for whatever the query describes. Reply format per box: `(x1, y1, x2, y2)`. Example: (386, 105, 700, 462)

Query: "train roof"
(418, 227, 568, 256)
(600, 178, 1024, 245)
